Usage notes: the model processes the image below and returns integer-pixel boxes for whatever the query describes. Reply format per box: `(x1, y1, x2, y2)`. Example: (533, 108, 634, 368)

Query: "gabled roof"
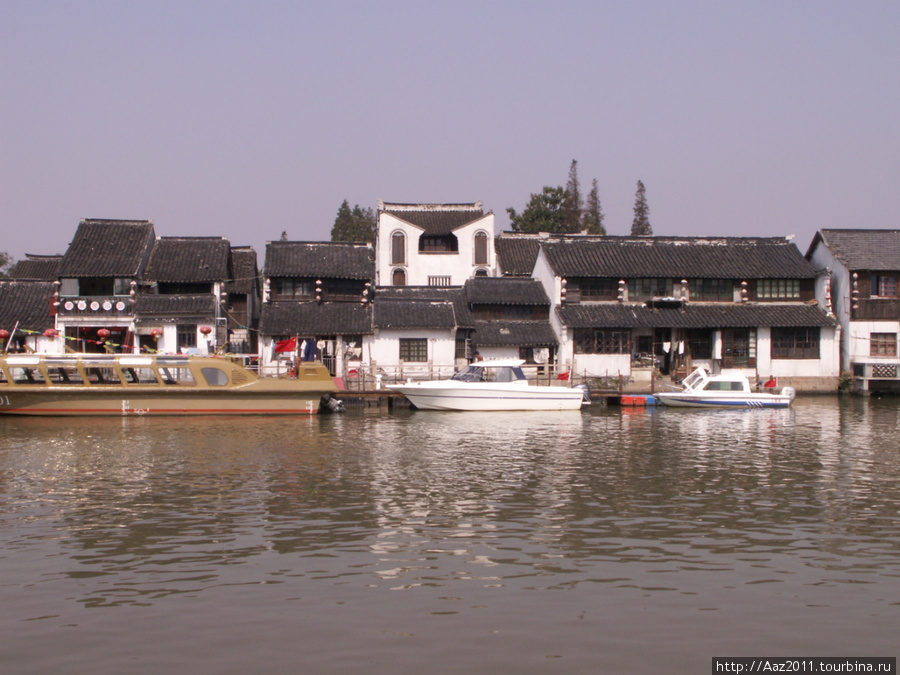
(144, 237, 231, 283)
(378, 201, 487, 236)
(806, 229, 900, 271)
(58, 219, 155, 277)
(474, 320, 558, 347)
(9, 255, 62, 280)
(375, 286, 474, 328)
(258, 302, 373, 336)
(465, 277, 550, 306)
(494, 233, 542, 276)
(0, 281, 55, 332)
(557, 302, 837, 329)
(264, 241, 375, 280)
(227, 247, 259, 295)
(541, 236, 816, 279)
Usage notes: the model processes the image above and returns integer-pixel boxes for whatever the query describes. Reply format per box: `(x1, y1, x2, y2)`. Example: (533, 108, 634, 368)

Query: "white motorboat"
(388, 359, 589, 411)
(656, 368, 795, 409)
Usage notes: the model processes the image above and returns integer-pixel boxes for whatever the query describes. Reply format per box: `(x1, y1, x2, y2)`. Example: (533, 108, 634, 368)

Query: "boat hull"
(656, 393, 792, 409)
(389, 383, 585, 411)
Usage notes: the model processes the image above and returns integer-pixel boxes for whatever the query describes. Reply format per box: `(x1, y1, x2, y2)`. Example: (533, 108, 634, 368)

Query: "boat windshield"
(451, 365, 527, 383)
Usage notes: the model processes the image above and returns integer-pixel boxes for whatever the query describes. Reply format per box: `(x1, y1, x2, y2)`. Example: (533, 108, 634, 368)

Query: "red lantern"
(97, 329, 111, 340)
(0, 329, 9, 339)
(199, 326, 212, 336)
(43, 329, 58, 338)
(150, 328, 163, 339)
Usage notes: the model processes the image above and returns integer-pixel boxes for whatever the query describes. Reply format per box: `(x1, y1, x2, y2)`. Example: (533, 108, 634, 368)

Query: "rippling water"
(2, 398, 899, 673)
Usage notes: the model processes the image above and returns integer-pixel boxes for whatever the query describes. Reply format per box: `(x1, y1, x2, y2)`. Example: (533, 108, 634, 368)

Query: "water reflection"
(2, 398, 899, 671)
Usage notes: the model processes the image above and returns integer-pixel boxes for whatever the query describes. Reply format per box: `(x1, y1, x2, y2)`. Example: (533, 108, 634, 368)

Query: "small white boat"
(656, 368, 795, 409)
(388, 359, 589, 411)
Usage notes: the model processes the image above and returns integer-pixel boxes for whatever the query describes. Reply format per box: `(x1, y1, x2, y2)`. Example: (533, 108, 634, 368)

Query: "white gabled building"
(376, 202, 496, 287)
(807, 229, 900, 394)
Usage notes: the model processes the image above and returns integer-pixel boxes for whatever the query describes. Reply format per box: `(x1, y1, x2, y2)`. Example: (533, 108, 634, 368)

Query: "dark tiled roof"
(133, 294, 218, 320)
(9, 255, 62, 280)
(258, 302, 373, 336)
(264, 241, 375, 280)
(144, 237, 230, 283)
(227, 247, 259, 295)
(379, 202, 486, 236)
(465, 277, 550, 306)
(375, 299, 457, 329)
(0, 281, 55, 332)
(542, 236, 816, 279)
(494, 234, 541, 276)
(808, 229, 900, 271)
(558, 302, 837, 329)
(375, 286, 474, 327)
(474, 320, 558, 347)
(58, 219, 155, 277)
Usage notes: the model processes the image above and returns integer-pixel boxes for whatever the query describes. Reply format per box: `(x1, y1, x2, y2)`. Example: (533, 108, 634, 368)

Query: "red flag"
(557, 371, 570, 381)
(274, 337, 297, 353)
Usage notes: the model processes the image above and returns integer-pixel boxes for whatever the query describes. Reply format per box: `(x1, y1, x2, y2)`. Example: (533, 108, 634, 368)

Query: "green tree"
(582, 179, 606, 235)
(631, 180, 652, 236)
(331, 200, 376, 243)
(0, 251, 14, 278)
(559, 159, 583, 234)
(506, 186, 566, 234)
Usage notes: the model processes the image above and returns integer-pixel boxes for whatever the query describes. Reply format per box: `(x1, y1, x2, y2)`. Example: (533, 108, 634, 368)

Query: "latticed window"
(875, 275, 898, 298)
(177, 325, 197, 349)
(771, 327, 820, 359)
(628, 278, 672, 301)
(871, 333, 898, 357)
(758, 279, 800, 300)
(574, 278, 619, 300)
(400, 338, 428, 362)
(689, 279, 732, 302)
(574, 329, 630, 354)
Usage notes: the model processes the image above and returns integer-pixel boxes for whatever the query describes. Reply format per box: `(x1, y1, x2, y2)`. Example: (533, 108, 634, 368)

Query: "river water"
(2, 397, 899, 674)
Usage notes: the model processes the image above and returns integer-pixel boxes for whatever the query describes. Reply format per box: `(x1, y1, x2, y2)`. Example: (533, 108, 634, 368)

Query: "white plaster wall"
(847, 321, 900, 366)
(570, 353, 632, 379)
(366, 328, 457, 371)
(376, 212, 496, 286)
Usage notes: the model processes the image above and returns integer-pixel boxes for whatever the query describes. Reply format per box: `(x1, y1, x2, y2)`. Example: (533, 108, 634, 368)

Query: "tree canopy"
(330, 200, 376, 243)
(631, 180, 652, 236)
(507, 160, 605, 235)
(0, 251, 14, 278)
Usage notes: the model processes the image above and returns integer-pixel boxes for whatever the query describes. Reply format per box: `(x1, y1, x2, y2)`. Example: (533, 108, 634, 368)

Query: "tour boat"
(0, 353, 341, 416)
(656, 367, 795, 409)
(387, 359, 590, 411)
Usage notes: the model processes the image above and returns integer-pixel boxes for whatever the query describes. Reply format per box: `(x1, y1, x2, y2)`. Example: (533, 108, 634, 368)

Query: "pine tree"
(560, 159, 583, 234)
(0, 251, 13, 278)
(631, 180, 652, 236)
(331, 200, 376, 243)
(581, 179, 606, 235)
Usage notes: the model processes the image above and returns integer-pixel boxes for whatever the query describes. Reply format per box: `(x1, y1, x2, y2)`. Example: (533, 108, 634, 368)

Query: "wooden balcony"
(853, 298, 900, 321)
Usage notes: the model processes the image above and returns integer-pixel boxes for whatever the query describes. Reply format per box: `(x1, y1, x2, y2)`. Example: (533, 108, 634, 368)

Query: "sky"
(2, 1, 899, 264)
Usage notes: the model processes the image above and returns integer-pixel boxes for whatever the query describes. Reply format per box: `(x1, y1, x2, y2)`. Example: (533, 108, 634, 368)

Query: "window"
(875, 275, 898, 298)
(428, 276, 451, 287)
(771, 327, 820, 359)
(273, 279, 314, 298)
(392, 268, 406, 286)
(576, 278, 619, 300)
(758, 279, 800, 300)
(419, 235, 458, 252)
(114, 278, 132, 296)
(474, 232, 489, 265)
(871, 333, 897, 357)
(687, 329, 712, 359)
(723, 328, 756, 367)
(177, 325, 197, 350)
(400, 338, 428, 362)
(689, 279, 732, 302)
(391, 232, 406, 265)
(628, 278, 673, 301)
(574, 329, 631, 354)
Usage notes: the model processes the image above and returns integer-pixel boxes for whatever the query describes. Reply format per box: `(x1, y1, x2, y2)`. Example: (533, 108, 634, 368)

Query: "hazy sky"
(2, 1, 898, 263)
